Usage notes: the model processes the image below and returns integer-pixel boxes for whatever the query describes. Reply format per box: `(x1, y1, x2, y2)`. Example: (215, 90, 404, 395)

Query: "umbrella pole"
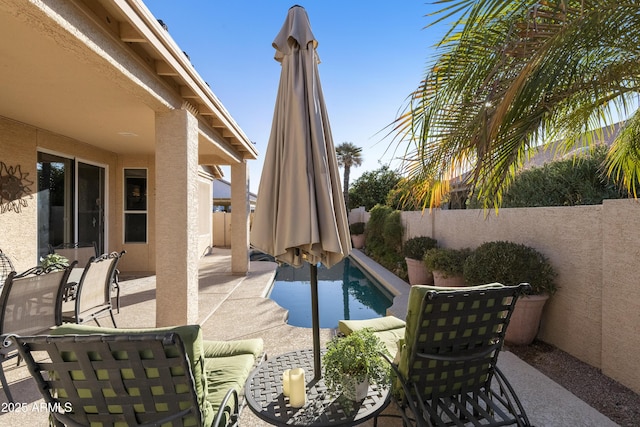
(310, 263, 321, 380)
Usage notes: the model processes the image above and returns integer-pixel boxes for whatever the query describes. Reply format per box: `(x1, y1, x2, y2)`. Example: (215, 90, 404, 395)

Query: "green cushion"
(202, 338, 263, 425)
(204, 352, 260, 420)
(338, 316, 406, 335)
(203, 338, 264, 359)
(339, 316, 406, 358)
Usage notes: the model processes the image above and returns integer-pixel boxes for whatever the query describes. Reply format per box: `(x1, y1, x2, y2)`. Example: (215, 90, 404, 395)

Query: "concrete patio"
(0, 248, 619, 426)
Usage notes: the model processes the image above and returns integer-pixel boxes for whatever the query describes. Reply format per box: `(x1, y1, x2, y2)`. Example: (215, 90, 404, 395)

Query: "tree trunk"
(343, 164, 351, 212)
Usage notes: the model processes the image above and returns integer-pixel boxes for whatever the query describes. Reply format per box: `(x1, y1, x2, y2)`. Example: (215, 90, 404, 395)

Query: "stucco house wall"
(1, 118, 39, 273)
(1, 116, 118, 271)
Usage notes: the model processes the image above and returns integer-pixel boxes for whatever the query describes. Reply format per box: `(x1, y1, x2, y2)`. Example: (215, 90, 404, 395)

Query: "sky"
(144, 1, 445, 194)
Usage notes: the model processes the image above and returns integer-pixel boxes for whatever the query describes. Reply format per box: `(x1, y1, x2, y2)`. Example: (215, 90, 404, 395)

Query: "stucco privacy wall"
(401, 200, 640, 394)
(601, 200, 640, 393)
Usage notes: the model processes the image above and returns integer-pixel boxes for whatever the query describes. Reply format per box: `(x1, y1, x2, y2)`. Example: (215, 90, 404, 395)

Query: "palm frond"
(392, 0, 640, 209)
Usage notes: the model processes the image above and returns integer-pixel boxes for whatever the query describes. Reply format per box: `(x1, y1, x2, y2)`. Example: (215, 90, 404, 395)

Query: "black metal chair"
(0, 249, 15, 289)
(11, 324, 264, 426)
(50, 242, 125, 313)
(0, 263, 74, 402)
(61, 251, 125, 328)
(386, 283, 533, 427)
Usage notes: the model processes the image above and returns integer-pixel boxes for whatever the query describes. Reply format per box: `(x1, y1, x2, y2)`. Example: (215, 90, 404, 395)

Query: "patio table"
(244, 348, 389, 426)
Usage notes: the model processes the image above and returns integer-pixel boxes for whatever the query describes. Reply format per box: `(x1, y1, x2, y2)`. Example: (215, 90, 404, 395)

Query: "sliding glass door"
(37, 152, 105, 259)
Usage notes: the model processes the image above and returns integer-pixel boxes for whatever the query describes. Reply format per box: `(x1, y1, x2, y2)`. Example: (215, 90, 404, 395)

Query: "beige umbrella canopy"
(251, 6, 351, 268)
(250, 5, 351, 378)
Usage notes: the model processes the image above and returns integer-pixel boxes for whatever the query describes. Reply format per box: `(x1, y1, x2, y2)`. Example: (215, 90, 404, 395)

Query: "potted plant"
(403, 236, 437, 285)
(39, 253, 69, 271)
(424, 247, 473, 287)
(323, 329, 390, 401)
(349, 222, 366, 249)
(463, 241, 558, 345)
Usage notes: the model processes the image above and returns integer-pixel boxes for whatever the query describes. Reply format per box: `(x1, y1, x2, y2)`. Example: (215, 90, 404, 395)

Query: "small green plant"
(424, 247, 473, 278)
(349, 222, 366, 235)
(39, 253, 69, 270)
(323, 329, 390, 394)
(463, 241, 557, 295)
(403, 236, 438, 260)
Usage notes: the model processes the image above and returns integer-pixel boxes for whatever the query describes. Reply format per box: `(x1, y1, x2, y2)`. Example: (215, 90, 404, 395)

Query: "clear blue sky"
(144, 1, 443, 193)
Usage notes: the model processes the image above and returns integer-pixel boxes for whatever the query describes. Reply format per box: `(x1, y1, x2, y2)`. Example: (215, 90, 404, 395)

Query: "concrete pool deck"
(0, 247, 619, 426)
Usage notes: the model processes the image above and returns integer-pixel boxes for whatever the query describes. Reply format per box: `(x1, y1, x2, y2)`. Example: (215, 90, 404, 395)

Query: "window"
(124, 169, 147, 243)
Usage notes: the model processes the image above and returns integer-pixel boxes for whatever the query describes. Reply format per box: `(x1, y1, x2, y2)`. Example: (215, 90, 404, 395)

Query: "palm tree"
(392, 0, 640, 209)
(335, 142, 363, 210)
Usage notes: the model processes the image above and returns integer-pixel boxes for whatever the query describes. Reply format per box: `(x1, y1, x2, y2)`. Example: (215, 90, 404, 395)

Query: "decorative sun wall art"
(0, 161, 34, 214)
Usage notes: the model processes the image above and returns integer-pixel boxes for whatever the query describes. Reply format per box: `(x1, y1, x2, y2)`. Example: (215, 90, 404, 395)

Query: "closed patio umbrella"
(250, 5, 351, 379)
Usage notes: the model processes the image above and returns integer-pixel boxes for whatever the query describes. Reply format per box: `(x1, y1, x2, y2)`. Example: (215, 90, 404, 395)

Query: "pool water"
(268, 257, 393, 328)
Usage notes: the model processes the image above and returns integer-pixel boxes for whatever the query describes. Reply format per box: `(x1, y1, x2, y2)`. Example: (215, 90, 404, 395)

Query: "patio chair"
(11, 323, 265, 427)
(51, 242, 124, 313)
(61, 251, 125, 328)
(339, 283, 532, 427)
(0, 249, 15, 289)
(0, 263, 74, 402)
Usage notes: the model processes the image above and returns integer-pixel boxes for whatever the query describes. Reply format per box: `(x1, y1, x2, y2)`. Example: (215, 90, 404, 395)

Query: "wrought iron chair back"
(11, 332, 205, 426)
(391, 283, 533, 427)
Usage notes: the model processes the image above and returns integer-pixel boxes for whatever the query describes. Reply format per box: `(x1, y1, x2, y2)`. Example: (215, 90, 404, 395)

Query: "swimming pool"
(268, 257, 393, 328)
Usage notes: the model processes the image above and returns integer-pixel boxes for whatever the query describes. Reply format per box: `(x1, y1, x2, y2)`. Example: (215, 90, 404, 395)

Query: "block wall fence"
(350, 200, 640, 394)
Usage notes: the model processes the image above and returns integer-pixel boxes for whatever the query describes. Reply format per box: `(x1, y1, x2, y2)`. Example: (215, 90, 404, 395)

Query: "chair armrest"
(211, 388, 239, 427)
(380, 351, 430, 427)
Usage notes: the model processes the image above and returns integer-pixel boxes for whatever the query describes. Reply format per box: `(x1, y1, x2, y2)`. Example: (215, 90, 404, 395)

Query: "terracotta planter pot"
(351, 234, 365, 249)
(505, 294, 549, 345)
(405, 257, 433, 285)
(432, 270, 465, 287)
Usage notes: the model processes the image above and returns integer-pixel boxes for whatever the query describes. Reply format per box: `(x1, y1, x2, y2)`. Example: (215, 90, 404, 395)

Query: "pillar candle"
(288, 368, 306, 408)
(282, 369, 291, 397)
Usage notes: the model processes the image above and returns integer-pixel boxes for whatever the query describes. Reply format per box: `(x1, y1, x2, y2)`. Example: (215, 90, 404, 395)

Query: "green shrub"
(349, 222, 366, 235)
(424, 247, 473, 278)
(365, 205, 393, 258)
(364, 205, 406, 277)
(469, 146, 629, 208)
(383, 210, 403, 253)
(403, 236, 438, 260)
(463, 241, 557, 295)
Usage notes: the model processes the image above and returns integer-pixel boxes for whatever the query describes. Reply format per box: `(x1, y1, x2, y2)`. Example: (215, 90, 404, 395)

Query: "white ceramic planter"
(342, 375, 369, 401)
